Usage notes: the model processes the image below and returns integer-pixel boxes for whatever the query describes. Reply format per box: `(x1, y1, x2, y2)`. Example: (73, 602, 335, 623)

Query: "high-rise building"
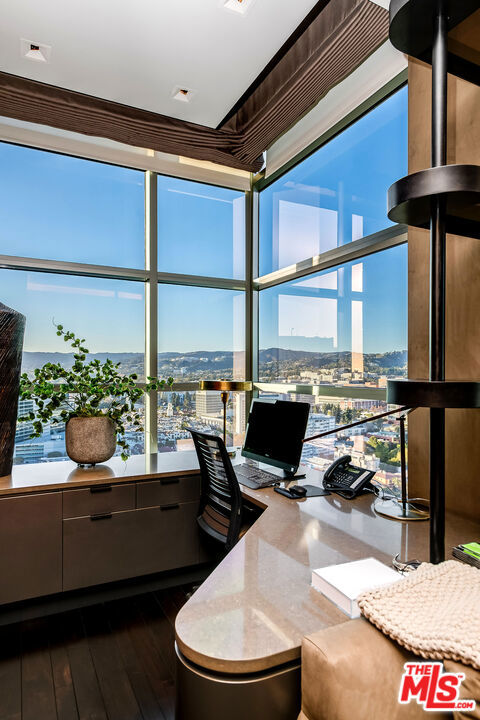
(307, 413, 336, 435)
(195, 391, 222, 418)
(234, 392, 247, 437)
(15, 399, 35, 443)
(14, 443, 44, 463)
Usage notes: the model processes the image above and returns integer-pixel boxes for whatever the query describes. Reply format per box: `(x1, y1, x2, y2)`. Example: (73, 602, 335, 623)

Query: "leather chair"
(298, 618, 480, 720)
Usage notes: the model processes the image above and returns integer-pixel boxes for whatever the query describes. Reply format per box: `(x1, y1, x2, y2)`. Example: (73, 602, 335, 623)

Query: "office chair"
(188, 428, 243, 553)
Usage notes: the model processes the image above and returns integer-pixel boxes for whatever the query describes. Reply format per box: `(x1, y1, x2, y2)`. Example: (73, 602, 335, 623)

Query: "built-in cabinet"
(0, 473, 201, 605)
(0, 492, 62, 605)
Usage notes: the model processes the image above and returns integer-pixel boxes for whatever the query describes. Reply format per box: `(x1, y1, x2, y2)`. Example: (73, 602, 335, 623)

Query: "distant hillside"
(367, 351, 407, 368)
(21, 352, 144, 375)
(258, 348, 407, 368)
(22, 348, 407, 374)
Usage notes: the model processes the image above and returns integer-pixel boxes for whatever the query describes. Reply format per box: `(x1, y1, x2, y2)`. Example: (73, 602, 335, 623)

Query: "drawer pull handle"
(160, 504, 180, 511)
(90, 485, 112, 494)
(90, 512, 113, 521)
(160, 478, 180, 485)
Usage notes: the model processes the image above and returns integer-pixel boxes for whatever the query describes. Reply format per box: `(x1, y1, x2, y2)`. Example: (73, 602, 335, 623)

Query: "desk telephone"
(322, 455, 376, 499)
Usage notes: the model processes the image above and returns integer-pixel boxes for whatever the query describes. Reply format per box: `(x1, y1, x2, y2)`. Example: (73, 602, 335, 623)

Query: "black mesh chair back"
(188, 428, 243, 552)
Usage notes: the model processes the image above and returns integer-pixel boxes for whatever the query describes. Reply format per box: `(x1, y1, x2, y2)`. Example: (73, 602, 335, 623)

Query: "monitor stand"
(283, 470, 306, 481)
(244, 459, 305, 481)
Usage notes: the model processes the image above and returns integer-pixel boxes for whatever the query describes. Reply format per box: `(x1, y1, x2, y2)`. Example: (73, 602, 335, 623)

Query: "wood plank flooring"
(0, 586, 190, 720)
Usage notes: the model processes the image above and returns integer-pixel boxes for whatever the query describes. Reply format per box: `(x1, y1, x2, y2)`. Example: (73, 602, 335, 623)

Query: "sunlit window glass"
(259, 87, 407, 276)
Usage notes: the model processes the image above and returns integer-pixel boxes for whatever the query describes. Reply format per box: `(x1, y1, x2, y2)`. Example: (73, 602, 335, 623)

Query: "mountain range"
(21, 349, 407, 375)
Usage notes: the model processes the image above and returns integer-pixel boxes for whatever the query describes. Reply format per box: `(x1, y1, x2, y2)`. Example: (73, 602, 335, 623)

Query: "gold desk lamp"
(198, 380, 252, 453)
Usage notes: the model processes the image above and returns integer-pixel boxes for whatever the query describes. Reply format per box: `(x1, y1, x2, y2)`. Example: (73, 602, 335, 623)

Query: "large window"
(1, 270, 146, 464)
(156, 284, 246, 453)
(158, 285, 245, 380)
(157, 177, 245, 279)
(0, 143, 247, 465)
(0, 143, 145, 268)
(258, 87, 407, 276)
(255, 86, 408, 488)
(258, 245, 407, 386)
(1, 269, 145, 371)
(1, 82, 407, 469)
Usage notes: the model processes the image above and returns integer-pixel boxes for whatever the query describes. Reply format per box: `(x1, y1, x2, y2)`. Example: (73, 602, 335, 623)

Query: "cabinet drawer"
(136, 475, 200, 508)
(63, 483, 135, 519)
(62, 502, 200, 591)
(156, 500, 200, 573)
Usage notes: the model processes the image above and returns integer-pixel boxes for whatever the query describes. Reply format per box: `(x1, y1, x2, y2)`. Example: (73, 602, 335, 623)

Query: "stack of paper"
(312, 557, 402, 618)
(452, 542, 480, 569)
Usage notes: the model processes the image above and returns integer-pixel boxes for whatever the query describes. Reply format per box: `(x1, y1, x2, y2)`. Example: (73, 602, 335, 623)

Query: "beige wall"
(407, 59, 480, 520)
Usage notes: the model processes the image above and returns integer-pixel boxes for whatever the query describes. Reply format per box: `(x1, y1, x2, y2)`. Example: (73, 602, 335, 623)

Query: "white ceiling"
(0, 0, 320, 128)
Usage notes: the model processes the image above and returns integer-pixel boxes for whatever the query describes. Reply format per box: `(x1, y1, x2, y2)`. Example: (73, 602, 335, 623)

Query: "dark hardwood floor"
(0, 586, 191, 720)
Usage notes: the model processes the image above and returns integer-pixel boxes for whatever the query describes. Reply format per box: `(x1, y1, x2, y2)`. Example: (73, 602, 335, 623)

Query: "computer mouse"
(290, 485, 307, 497)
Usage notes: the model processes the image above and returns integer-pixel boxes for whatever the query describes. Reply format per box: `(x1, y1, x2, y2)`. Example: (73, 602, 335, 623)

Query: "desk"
(174, 460, 480, 720)
(3, 453, 479, 720)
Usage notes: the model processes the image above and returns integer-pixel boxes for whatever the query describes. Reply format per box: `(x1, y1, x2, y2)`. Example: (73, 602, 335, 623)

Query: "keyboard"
(235, 464, 279, 489)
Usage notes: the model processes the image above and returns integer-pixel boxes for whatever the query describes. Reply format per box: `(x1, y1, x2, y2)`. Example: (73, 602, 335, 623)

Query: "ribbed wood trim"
(0, 0, 387, 172)
(221, 0, 389, 164)
(0, 71, 259, 171)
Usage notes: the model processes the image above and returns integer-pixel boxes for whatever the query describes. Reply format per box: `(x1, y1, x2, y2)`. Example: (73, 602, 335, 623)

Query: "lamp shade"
(199, 380, 252, 392)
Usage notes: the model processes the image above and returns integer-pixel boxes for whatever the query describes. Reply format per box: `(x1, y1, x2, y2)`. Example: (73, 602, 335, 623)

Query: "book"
(452, 542, 480, 569)
(311, 557, 402, 618)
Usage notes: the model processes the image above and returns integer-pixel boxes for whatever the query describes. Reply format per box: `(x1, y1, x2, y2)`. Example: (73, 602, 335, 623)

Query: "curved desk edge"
(174, 467, 480, 677)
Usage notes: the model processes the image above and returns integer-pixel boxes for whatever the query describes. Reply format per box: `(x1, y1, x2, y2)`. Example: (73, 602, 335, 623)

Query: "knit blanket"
(357, 560, 480, 670)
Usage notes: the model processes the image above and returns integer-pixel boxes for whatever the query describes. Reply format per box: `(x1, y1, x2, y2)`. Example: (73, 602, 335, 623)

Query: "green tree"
(367, 437, 401, 466)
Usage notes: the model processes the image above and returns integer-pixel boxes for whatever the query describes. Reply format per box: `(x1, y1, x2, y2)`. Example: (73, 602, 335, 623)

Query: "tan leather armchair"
(298, 618, 479, 720)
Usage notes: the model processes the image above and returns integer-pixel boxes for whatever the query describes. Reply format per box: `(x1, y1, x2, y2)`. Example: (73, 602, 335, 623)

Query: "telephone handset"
(322, 455, 376, 499)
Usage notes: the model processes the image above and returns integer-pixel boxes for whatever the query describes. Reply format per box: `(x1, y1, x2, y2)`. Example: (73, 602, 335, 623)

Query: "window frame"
(0, 146, 249, 458)
(1, 74, 408, 460)
(250, 76, 408, 405)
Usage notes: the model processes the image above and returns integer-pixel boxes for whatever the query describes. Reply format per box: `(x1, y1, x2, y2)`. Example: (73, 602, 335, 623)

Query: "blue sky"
(259, 243, 407, 354)
(259, 86, 408, 276)
(0, 87, 407, 355)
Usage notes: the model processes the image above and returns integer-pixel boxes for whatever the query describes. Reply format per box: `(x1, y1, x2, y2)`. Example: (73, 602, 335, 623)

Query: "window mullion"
(145, 171, 158, 454)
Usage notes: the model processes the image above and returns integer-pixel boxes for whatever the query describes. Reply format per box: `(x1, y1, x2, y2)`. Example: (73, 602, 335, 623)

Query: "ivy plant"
(18, 324, 173, 460)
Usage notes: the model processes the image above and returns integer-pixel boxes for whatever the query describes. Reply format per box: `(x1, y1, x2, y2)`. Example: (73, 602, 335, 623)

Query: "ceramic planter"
(66, 416, 116, 466)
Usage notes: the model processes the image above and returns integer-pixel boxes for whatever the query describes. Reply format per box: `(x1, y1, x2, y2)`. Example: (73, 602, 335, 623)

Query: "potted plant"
(18, 324, 173, 465)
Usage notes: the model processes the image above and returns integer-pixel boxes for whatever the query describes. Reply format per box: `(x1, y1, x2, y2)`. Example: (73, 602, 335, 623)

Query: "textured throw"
(358, 561, 480, 670)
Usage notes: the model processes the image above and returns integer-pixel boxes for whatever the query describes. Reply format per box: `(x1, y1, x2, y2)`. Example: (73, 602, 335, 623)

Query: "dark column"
(429, 0, 447, 563)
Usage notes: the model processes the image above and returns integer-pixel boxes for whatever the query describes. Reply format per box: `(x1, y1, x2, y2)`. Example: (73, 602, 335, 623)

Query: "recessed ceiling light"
(223, 0, 257, 16)
(172, 87, 195, 103)
(20, 38, 51, 63)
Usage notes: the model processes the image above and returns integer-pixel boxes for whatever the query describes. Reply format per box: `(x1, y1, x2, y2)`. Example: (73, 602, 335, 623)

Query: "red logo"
(399, 662, 476, 713)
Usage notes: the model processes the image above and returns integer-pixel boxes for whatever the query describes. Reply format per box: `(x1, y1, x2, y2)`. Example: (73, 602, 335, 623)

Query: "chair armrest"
(300, 618, 449, 720)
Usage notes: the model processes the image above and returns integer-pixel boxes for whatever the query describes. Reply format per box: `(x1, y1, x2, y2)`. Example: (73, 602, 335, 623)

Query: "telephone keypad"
(334, 471, 353, 487)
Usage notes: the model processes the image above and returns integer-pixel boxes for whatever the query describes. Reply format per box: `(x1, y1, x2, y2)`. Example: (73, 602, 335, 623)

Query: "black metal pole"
(303, 406, 412, 443)
(221, 391, 228, 446)
(400, 415, 407, 513)
(429, 0, 447, 563)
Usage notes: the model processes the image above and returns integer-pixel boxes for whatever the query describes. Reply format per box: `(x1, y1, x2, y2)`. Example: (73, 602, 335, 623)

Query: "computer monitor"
(242, 399, 310, 476)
